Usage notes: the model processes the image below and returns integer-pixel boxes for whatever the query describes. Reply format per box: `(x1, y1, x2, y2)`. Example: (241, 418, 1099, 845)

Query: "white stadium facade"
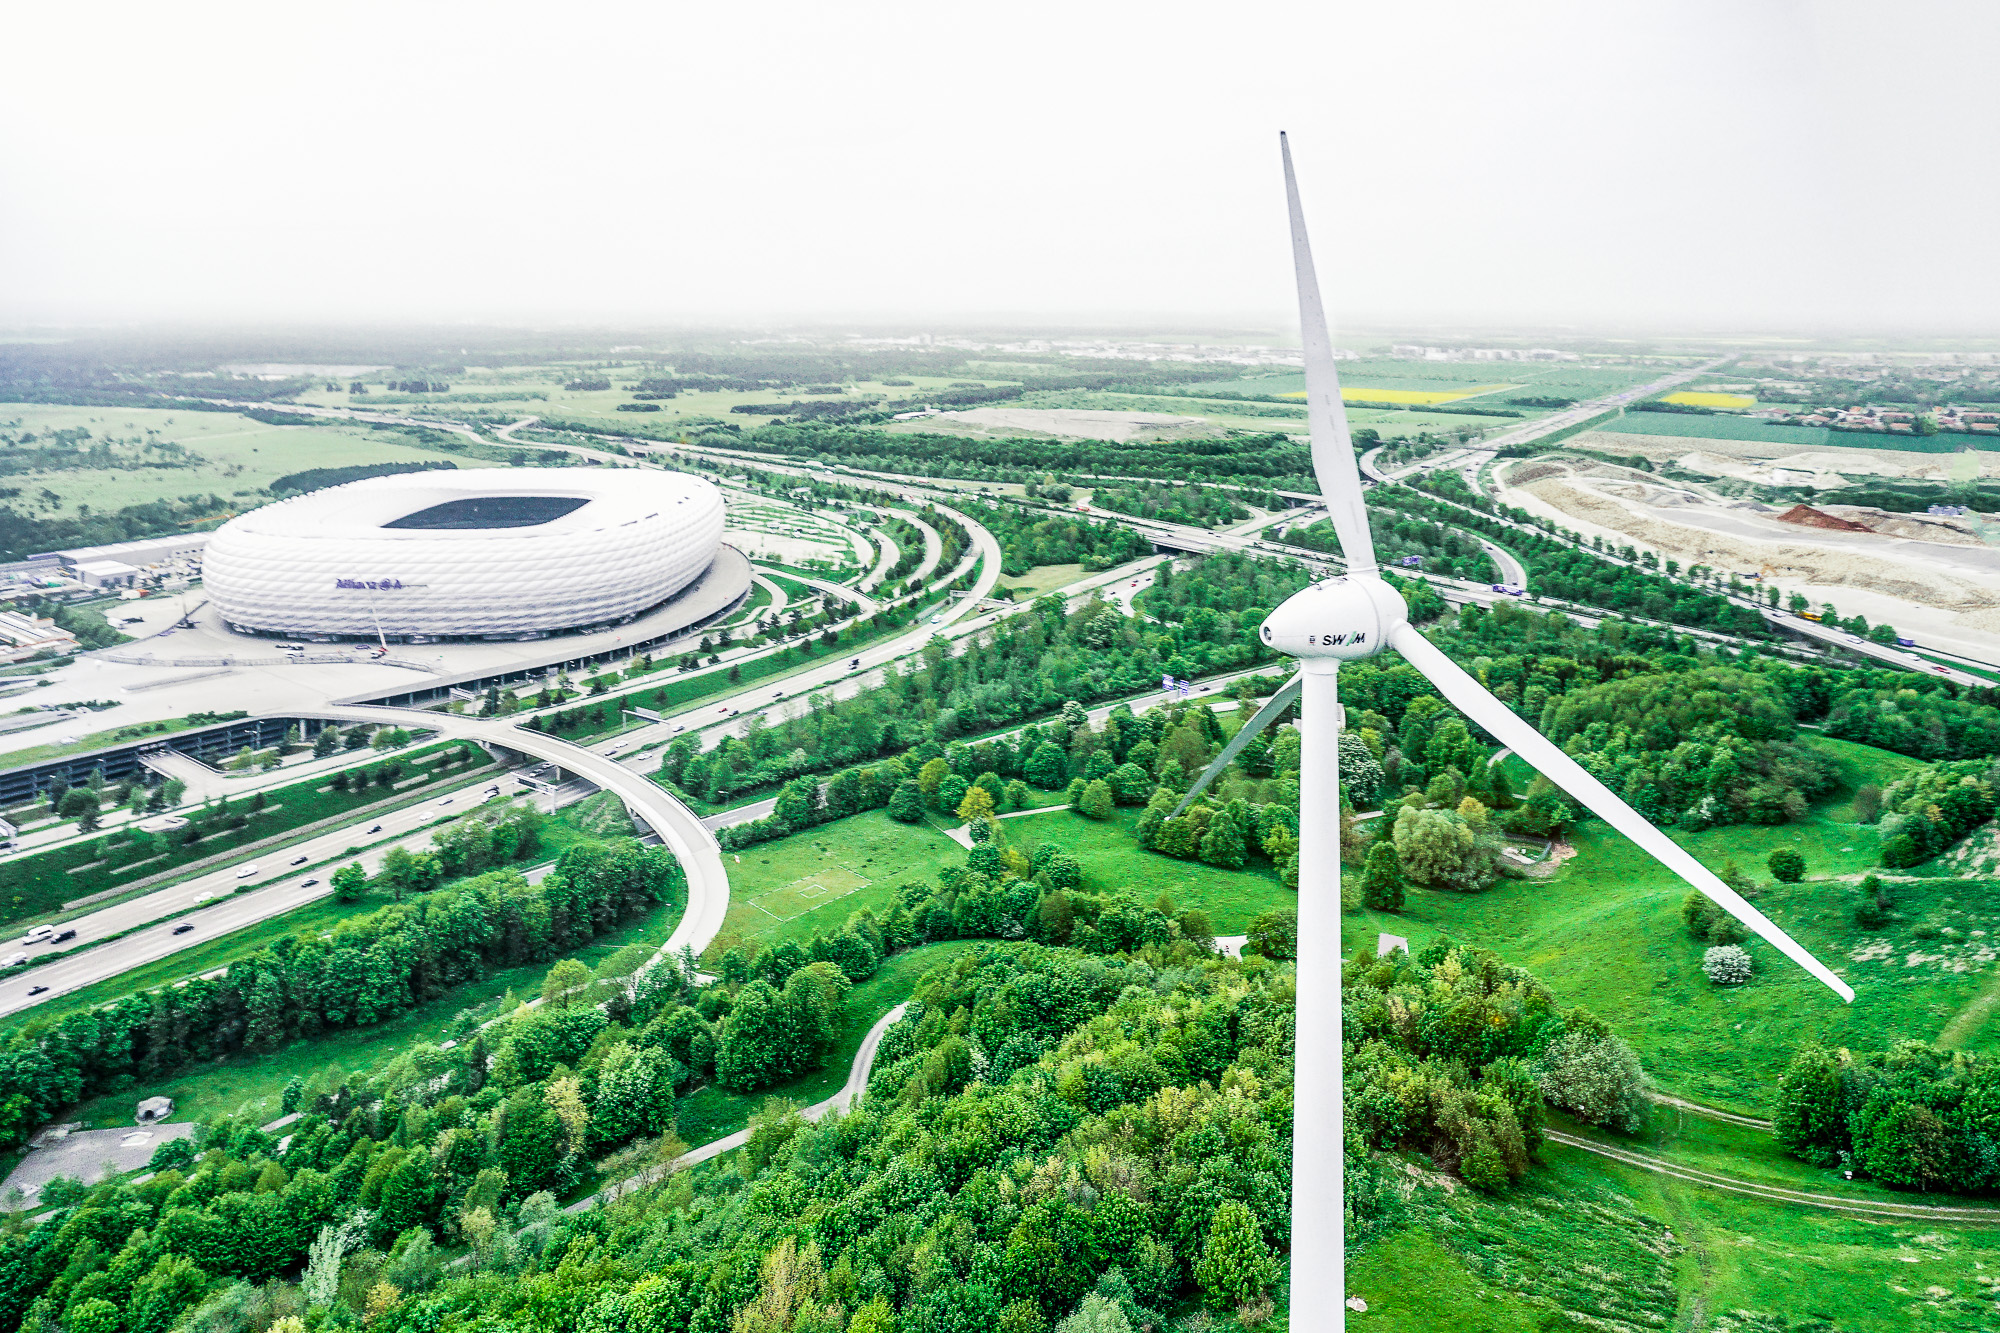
(204, 467, 736, 642)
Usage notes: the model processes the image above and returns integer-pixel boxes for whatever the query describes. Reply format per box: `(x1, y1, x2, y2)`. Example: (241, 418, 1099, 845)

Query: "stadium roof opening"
(383, 495, 591, 530)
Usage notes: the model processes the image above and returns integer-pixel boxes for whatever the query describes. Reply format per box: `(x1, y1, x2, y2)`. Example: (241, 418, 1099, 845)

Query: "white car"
(235, 864, 259, 880)
(20, 926, 53, 946)
(437, 796, 454, 806)
(3, 954, 24, 968)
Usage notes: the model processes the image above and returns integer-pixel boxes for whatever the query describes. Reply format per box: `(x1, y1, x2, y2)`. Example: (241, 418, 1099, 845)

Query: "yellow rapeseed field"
(1280, 384, 1513, 405)
(1662, 391, 1757, 409)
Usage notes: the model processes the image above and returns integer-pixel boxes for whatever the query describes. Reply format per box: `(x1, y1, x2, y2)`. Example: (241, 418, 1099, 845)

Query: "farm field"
(1661, 390, 1758, 409)
(0, 404, 492, 520)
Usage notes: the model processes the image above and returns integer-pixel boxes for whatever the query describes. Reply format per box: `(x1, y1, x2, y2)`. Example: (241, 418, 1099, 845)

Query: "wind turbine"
(1177, 134, 1856, 1329)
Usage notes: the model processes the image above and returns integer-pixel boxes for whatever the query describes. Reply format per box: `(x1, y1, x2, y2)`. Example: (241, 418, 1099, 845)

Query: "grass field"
(1353, 736, 1971, 1113)
(0, 405, 494, 520)
(1278, 385, 1514, 405)
(702, 803, 1294, 967)
(998, 562, 1085, 597)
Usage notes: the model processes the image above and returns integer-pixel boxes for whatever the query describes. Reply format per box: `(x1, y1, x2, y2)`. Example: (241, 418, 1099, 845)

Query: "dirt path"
(1545, 1129, 2000, 1225)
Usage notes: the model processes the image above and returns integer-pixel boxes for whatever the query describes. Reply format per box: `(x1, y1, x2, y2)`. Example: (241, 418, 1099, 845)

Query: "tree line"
(0, 837, 683, 1147)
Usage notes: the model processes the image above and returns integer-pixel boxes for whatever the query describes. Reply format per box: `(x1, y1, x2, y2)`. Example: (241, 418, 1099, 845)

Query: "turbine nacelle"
(1259, 575, 1407, 661)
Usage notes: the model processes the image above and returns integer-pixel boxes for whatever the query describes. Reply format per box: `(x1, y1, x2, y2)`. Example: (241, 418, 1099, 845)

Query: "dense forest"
(0, 912, 1650, 1333)
(958, 501, 1154, 577)
(1285, 506, 1500, 583)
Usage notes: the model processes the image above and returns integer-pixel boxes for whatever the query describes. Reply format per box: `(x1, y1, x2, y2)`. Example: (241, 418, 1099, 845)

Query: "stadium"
(203, 467, 733, 641)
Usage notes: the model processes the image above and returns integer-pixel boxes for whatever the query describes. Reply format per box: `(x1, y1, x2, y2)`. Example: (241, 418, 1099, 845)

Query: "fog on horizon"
(4, 0, 1997, 337)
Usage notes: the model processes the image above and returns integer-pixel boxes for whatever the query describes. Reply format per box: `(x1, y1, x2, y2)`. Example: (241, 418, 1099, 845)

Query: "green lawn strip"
(0, 745, 490, 929)
(669, 941, 982, 1147)
(1343, 738, 1964, 1114)
(756, 570, 816, 600)
(1913, 649, 2000, 684)
(0, 713, 225, 770)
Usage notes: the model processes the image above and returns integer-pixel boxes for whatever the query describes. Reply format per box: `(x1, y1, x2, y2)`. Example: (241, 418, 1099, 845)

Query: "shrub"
(1767, 848, 1805, 883)
(1702, 944, 1752, 986)
(1534, 1027, 1647, 1133)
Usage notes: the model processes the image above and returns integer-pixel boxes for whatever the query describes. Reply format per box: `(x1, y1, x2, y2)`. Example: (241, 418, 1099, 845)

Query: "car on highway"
(929, 615, 940, 624)
(1845, 633, 1862, 644)
(20, 925, 53, 946)
(849, 657, 861, 668)
(53, 930, 74, 943)
(27, 985, 47, 996)
(437, 796, 454, 806)
(368, 824, 382, 834)
(236, 864, 259, 879)
(290, 855, 308, 866)
(301, 878, 320, 888)
(4, 954, 25, 968)
(671, 724, 685, 733)
(173, 923, 194, 935)
(1936, 665, 1953, 675)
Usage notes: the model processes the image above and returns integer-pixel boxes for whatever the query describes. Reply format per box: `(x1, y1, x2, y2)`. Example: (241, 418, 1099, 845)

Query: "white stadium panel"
(203, 468, 725, 639)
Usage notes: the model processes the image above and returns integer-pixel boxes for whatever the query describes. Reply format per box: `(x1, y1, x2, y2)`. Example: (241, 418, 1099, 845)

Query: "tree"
(1194, 1200, 1278, 1312)
(955, 785, 996, 823)
(1767, 848, 1805, 883)
(1197, 807, 1245, 866)
(1772, 1043, 1851, 1167)
(917, 757, 950, 801)
(887, 780, 925, 823)
(313, 726, 339, 758)
(937, 774, 970, 815)
(1078, 779, 1116, 822)
(1534, 1028, 1646, 1133)
(1702, 945, 1752, 986)
(541, 958, 592, 1008)
(331, 862, 369, 903)
(1393, 806, 1474, 890)
(1024, 742, 1069, 791)
(1245, 907, 1297, 961)
(1362, 841, 1406, 911)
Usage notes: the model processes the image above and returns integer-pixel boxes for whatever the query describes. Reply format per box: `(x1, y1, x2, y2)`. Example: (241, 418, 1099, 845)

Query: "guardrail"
(94, 651, 436, 672)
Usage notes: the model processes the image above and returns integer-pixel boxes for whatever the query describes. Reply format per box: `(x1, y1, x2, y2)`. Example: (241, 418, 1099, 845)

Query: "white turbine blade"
(1388, 624, 1854, 1003)
(1281, 132, 1377, 576)
(1172, 673, 1303, 817)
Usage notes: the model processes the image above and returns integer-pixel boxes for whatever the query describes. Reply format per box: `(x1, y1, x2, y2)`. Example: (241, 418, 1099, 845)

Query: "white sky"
(3, 0, 1997, 334)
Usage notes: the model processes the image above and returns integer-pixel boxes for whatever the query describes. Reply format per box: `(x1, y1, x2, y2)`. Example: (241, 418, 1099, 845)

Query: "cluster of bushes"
(0, 838, 684, 1147)
(1288, 508, 1499, 583)
(1087, 480, 1251, 529)
(270, 461, 456, 496)
(1347, 939, 1650, 1187)
(1774, 1040, 2000, 1193)
(1822, 679, 2000, 760)
(1870, 758, 1997, 867)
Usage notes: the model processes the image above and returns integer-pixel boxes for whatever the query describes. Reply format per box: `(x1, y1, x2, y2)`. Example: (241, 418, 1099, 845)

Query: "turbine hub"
(1260, 574, 1406, 661)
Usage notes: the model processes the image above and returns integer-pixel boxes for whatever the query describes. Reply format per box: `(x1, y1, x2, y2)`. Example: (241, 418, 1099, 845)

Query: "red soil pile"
(1775, 504, 1873, 532)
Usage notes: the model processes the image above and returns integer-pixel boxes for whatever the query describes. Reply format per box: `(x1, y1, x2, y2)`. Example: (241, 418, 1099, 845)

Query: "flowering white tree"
(1703, 944, 1753, 986)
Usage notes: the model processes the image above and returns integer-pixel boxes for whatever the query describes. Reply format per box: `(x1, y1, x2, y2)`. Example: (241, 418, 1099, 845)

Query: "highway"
(33, 385, 1983, 1027)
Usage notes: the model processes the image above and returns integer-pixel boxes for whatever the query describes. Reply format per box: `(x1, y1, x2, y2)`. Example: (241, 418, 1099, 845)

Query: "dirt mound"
(1776, 504, 1872, 532)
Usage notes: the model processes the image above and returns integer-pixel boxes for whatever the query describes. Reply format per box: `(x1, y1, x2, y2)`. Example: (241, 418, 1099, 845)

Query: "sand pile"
(1522, 478, 2000, 615)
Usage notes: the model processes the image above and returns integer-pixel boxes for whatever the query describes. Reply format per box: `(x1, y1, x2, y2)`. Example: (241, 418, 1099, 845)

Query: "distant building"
(53, 534, 210, 570)
(136, 1096, 174, 1124)
(73, 560, 140, 590)
(0, 611, 78, 662)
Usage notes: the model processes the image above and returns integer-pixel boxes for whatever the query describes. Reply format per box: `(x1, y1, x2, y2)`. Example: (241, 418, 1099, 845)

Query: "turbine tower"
(1178, 134, 1856, 1329)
